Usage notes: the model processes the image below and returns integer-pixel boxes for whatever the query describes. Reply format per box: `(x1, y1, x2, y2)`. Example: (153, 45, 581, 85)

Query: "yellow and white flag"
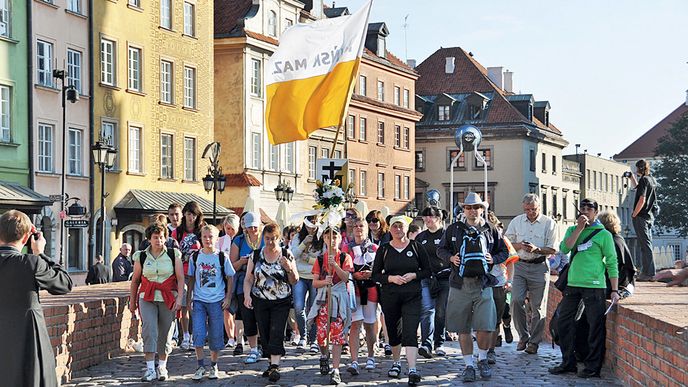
(265, 1, 372, 145)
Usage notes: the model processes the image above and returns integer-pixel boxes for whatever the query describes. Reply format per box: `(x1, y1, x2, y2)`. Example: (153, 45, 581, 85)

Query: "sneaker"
(226, 338, 236, 348)
(310, 342, 320, 354)
(365, 357, 376, 370)
(487, 349, 497, 365)
(192, 366, 206, 381)
(233, 343, 243, 355)
(462, 366, 476, 382)
(503, 327, 513, 343)
(297, 338, 307, 350)
(434, 347, 447, 356)
(157, 366, 168, 381)
(347, 361, 360, 376)
(384, 343, 392, 356)
(329, 369, 342, 385)
(291, 334, 301, 346)
(477, 359, 492, 379)
(525, 343, 539, 354)
(141, 368, 157, 382)
(516, 339, 528, 351)
(418, 345, 433, 359)
(181, 337, 192, 351)
(245, 349, 260, 364)
(408, 369, 421, 386)
(208, 364, 219, 379)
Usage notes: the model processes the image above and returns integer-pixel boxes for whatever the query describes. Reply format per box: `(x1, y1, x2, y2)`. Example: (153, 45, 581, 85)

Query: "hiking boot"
(503, 327, 513, 343)
(487, 349, 497, 364)
(141, 368, 157, 382)
(477, 359, 492, 379)
(329, 369, 342, 385)
(462, 366, 476, 382)
(516, 339, 528, 351)
(548, 364, 577, 375)
(208, 364, 219, 379)
(347, 361, 360, 375)
(418, 345, 433, 359)
(525, 343, 539, 354)
(408, 369, 421, 385)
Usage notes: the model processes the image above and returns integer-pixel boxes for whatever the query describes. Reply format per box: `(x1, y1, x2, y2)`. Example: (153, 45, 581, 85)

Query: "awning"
(114, 189, 233, 219)
(0, 180, 54, 215)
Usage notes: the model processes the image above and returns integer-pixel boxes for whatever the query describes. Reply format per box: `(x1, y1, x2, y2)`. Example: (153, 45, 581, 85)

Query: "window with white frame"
(403, 88, 409, 108)
(348, 168, 355, 188)
(268, 10, 277, 37)
(308, 146, 316, 179)
(377, 80, 384, 101)
(128, 46, 142, 91)
(285, 143, 294, 172)
(359, 75, 366, 96)
(0, 0, 10, 38)
(347, 115, 355, 139)
(183, 66, 196, 108)
(438, 105, 450, 121)
(0, 85, 9, 142)
(377, 121, 384, 144)
(377, 172, 385, 197)
(250, 59, 261, 97)
(394, 125, 401, 147)
(403, 176, 410, 200)
(160, 0, 171, 29)
(359, 170, 367, 196)
(403, 127, 409, 149)
(334, 150, 341, 159)
(67, 128, 82, 175)
(251, 132, 261, 169)
(100, 38, 115, 85)
(394, 175, 400, 199)
(160, 134, 173, 178)
(100, 121, 117, 170)
(184, 137, 195, 180)
(37, 40, 53, 87)
(128, 125, 141, 173)
(66, 49, 82, 93)
(359, 117, 367, 141)
(66, 0, 81, 14)
(38, 123, 53, 172)
(321, 148, 328, 159)
(269, 144, 279, 171)
(394, 86, 400, 106)
(183, 1, 195, 36)
(160, 60, 173, 103)
(128, 0, 140, 7)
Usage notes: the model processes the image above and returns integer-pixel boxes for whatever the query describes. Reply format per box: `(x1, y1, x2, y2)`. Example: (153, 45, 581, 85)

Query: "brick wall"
(545, 279, 688, 386)
(41, 282, 140, 383)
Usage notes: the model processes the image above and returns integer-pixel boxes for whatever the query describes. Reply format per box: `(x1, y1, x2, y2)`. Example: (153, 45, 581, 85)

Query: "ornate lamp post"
(405, 204, 419, 218)
(92, 140, 117, 262)
(202, 142, 226, 224)
(274, 177, 294, 203)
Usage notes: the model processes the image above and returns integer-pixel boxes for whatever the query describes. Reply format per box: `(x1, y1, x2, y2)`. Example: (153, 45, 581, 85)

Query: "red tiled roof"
(225, 172, 262, 187)
(363, 48, 416, 74)
(214, 0, 253, 37)
(244, 30, 279, 46)
(415, 47, 562, 134)
(615, 103, 688, 159)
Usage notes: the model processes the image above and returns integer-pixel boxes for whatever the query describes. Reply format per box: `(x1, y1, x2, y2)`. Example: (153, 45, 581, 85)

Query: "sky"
(336, 0, 688, 157)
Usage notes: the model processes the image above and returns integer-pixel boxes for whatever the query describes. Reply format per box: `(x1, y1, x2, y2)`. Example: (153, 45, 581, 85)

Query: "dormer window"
(377, 36, 385, 57)
(465, 92, 489, 121)
(438, 105, 450, 121)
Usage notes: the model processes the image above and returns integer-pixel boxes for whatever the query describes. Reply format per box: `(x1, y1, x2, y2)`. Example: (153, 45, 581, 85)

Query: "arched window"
(268, 10, 277, 37)
(124, 229, 143, 251)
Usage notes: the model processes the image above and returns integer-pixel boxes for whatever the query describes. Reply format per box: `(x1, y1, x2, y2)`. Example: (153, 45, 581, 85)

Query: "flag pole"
(330, 125, 343, 158)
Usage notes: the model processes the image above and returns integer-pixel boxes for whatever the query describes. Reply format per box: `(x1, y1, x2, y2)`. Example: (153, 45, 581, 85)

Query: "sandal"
(319, 357, 331, 375)
(388, 362, 402, 378)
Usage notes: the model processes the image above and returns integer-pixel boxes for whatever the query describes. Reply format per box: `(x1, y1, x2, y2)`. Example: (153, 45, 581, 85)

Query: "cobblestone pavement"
(67, 338, 622, 386)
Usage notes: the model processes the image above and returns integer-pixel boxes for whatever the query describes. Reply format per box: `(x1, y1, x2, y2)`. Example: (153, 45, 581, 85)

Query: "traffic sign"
(65, 219, 89, 228)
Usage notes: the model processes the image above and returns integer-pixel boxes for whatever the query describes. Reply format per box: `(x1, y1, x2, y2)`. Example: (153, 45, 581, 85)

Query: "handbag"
(554, 229, 602, 293)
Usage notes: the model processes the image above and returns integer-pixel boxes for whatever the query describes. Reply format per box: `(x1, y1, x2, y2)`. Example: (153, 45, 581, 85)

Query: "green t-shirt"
(559, 223, 618, 289)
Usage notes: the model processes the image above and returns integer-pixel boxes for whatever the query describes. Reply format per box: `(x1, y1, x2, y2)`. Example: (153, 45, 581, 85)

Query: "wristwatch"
(611, 290, 618, 293)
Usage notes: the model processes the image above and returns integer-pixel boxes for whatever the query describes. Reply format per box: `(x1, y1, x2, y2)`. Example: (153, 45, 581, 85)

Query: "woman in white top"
(216, 213, 240, 347)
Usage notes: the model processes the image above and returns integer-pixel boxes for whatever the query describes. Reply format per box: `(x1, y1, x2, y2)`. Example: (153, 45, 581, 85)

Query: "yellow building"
(93, 0, 227, 261)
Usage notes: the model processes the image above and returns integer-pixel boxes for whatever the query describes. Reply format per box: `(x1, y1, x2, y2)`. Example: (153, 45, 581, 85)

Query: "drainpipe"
(87, 0, 95, 267)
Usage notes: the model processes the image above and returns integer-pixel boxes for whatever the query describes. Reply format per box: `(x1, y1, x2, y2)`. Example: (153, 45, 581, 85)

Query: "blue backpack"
(457, 223, 489, 277)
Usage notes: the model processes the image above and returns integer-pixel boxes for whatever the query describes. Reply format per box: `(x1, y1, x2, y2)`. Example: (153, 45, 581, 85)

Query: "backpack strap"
(569, 229, 602, 263)
(139, 250, 147, 267)
(218, 251, 228, 287)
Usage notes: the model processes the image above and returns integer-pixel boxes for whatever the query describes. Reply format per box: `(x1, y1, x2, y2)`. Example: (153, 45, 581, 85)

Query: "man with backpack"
(505, 193, 558, 355)
(437, 192, 509, 382)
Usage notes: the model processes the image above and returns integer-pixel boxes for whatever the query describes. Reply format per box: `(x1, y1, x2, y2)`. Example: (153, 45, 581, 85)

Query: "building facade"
(93, 0, 217, 265)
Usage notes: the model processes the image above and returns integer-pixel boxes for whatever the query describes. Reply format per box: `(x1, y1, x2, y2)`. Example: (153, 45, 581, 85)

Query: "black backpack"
(456, 223, 489, 277)
(139, 247, 178, 268)
(316, 251, 348, 280)
(191, 250, 228, 288)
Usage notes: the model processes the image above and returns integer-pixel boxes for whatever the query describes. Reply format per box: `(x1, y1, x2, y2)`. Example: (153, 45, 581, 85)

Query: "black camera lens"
(623, 171, 632, 178)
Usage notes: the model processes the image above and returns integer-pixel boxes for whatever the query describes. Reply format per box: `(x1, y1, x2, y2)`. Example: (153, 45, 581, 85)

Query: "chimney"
(445, 57, 455, 74)
(487, 67, 503, 89)
(407, 59, 416, 68)
(685, 89, 688, 106)
(503, 70, 513, 93)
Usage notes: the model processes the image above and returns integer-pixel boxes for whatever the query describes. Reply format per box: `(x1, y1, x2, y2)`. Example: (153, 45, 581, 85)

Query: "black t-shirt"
(372, 240, 431, 294)
(634, 175, 657, 218)
(415, 228, 450, 278)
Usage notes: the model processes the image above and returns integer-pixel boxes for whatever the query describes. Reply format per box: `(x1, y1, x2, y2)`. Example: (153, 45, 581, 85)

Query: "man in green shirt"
(549, 198, 620, 378)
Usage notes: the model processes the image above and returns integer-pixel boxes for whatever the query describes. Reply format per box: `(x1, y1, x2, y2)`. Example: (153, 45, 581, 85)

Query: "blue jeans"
(420, 279, 435, 349)
(191, 300, 225, 351)
(293, 278, 317, 342)
(633, 215, 655, 276)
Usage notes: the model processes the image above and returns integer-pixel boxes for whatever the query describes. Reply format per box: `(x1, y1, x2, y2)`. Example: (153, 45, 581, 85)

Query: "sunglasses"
(463, 205, 482, 210)
(579, 204, 597, 211)
(345, 213, 357, 219)
(367, 218, 380, 223)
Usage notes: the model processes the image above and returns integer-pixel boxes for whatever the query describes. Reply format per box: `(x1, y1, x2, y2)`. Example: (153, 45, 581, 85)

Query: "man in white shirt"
(505, 194, 558, 355)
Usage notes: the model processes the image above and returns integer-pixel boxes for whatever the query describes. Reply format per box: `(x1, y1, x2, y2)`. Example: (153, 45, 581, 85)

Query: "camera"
(623, 171, 633, 178)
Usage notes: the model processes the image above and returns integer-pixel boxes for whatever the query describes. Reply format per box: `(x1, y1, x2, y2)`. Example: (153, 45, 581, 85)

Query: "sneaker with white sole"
(346, 361, 360, 375)
(245, 349, 260, 364)
(157, 366, 169, 381)
(141, 368, 157, 382)
(435, 347, 447, 356)
(226, 338, 236, 348)
(181, 337, 192, 351)
(309, 342, 320, 354)
(290, 334, 301, 346)
(297, 338, 307, 350)
(208, 365, 219, 379)
(365, 357, 376, 370)
(192, 366, 207, 381)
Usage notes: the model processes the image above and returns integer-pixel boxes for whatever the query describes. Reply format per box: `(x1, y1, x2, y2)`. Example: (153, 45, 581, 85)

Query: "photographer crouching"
(0, 210, 73, 386)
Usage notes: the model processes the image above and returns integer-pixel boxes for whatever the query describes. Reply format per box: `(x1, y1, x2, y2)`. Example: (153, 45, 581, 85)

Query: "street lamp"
(274, 177, 294, 203)
(202, 142, 226, 224)
(405, 204, 419, 218)
(449, 125, 483, 223)
(53, 69, 79, 266)
(92, 140, 117, 263)
(344, 183, 357, 209)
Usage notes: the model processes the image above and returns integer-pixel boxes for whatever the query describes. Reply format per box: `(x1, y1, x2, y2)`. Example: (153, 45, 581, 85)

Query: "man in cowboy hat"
(437, 192, 508, 382)
(505, 193, 559, 355)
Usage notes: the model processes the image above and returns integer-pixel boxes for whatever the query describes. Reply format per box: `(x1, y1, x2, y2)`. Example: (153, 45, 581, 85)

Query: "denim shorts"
(191, 300, 225, 351)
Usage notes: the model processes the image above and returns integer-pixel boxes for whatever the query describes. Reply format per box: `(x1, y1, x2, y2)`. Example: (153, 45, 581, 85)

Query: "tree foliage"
(654, 112, 688, 236)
